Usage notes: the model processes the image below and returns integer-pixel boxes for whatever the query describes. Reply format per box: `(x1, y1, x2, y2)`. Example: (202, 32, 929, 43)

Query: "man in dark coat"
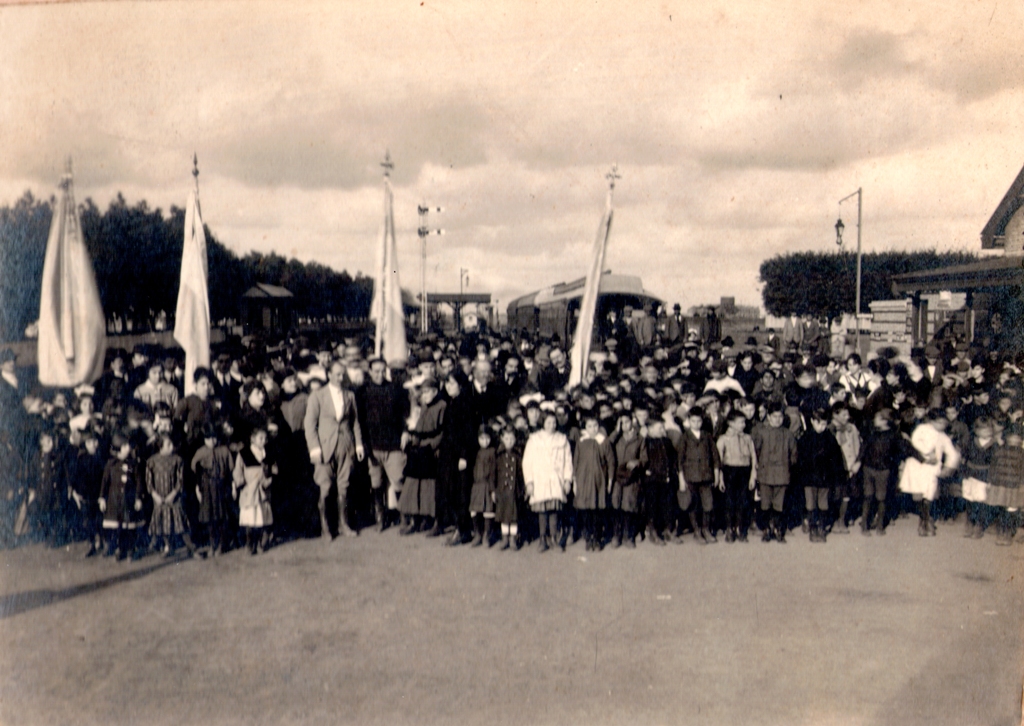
(357, 359, 409, 530)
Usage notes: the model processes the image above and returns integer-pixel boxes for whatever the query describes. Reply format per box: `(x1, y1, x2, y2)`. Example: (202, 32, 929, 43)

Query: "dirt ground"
(1, 518, 1021, 726)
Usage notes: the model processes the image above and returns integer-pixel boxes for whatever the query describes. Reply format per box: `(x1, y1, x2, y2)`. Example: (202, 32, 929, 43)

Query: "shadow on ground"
(0, 559, 179, 620)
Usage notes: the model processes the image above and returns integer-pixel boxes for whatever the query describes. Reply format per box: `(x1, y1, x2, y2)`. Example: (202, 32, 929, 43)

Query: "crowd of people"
(1, 305, 1022, 562)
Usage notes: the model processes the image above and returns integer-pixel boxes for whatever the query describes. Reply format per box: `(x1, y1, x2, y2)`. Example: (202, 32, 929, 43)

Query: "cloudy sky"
(2, 0, 1022, 315)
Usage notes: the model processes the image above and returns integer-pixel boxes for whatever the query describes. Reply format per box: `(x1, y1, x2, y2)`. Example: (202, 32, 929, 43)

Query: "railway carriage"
(507, 273, 662, 343)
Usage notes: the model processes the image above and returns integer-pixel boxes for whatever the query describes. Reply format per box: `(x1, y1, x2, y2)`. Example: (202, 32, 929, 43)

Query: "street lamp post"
(417, 204, 444, 335)
(836, 188, 862, 356)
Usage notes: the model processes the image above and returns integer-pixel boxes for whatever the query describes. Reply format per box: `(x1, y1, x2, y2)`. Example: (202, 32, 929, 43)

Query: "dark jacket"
(358, 379, 408, 452)
(751, 423, 798, 486)
(795, 429, 845, 489)
(676, 428, 720, 485)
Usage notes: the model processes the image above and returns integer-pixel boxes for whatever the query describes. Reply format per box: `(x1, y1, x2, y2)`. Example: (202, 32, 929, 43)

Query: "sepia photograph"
(0, 1, 1022, 724)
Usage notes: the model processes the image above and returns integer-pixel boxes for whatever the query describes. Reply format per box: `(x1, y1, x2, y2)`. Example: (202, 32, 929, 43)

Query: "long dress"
(100, 456, 145, 530)
(573, 433, 614, 510)
(899, 423, 960, 500)
(146, 453, 190, 536)
(469, 446, 497, 515)
(233, 445, 274, 528)
(987, 444, 1024, 508)
(192, 444, 233, 524)
(493, 443, 524, 524)
(436, 391, 476, 527)
(399, 398, 447, 517)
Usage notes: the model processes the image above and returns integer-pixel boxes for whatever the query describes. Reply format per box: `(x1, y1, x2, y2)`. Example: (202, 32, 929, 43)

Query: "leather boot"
(834, 500, 850, 534)
(482, 517, 494, 547)
(612, 514, 623, 548)
(762, 512, 774, 542)
(470, 515, 484, 547)
(399, 514, 415, 535)
(703, 512, 717, 543)
(775, 512, 787, 544)
(861, 499, 872, 536)
(424, 517, 442, 537)
(624, 515, 637, 548)
(373, 488, 386, 532)
(917, 499, 929, 537)
(874, 503, 886, 535)
(319, 499, 332, 542)
(338, 493, 357, 537)
(689, 511, 705, 544)
(963, 508, 976, 538)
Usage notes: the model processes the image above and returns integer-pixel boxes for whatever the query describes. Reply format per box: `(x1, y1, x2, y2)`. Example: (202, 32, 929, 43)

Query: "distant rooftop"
(242, 283, 294, 298)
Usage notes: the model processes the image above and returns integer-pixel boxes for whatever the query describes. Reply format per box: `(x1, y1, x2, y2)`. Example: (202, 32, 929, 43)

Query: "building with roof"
(891, 164, 1024, 350)
(241, 283, 295, 335)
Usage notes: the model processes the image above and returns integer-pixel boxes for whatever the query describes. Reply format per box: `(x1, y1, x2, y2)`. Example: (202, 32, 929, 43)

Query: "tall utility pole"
(836, 188, 863, 355)
(417, 204, 444, 335)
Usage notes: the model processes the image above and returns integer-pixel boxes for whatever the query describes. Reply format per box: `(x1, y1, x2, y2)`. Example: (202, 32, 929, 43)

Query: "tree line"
(0, 191, 373, 342)
(758, 249, 981, 320)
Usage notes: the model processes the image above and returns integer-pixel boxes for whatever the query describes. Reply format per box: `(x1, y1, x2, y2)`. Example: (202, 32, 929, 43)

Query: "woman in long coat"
(436, 374, 477, 543)
(398, 378, 447, 534)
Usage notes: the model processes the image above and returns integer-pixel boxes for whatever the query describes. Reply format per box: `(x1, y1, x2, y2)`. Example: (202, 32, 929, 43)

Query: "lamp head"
(835, 218, 845, 247)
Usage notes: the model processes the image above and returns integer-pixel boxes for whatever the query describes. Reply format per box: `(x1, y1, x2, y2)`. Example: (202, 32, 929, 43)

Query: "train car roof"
(507, 291, 539, 310)
(535, 274, 656, 306)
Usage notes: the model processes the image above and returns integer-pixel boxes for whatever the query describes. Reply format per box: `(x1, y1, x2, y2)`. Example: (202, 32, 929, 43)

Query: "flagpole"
(568, 165, 618, 388)
(375, 151, 394, 358)
(174, 154, 211, 396)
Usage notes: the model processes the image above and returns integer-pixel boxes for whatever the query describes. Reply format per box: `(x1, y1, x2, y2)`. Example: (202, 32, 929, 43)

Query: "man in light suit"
(305, 360, 365, 540)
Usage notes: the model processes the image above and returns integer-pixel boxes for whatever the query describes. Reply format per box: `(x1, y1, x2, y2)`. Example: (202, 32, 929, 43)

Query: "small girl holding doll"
(233, 425, 277, 555)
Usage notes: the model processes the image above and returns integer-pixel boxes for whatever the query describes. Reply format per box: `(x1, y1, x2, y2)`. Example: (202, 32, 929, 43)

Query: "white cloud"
(2, 0, 1023, 320)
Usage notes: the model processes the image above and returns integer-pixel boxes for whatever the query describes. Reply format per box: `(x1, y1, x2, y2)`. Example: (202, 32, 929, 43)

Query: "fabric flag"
(568, 191, 614, 388)
(37, 165, 106, 387)
(173, 186, 211, 397)
(370, 176, 409, 366)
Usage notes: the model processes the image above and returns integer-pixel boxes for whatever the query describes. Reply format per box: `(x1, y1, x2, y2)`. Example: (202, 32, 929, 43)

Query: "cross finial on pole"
(192, 153, 200, 193)
(606, 164, 621, 191)
(59, 156, 73, 190)
(381, 150, 394, 178)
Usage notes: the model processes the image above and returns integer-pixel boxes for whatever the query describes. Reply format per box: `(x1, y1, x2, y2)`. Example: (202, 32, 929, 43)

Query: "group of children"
(12, 381, 280, 560)
(5, 329, 1024, 559)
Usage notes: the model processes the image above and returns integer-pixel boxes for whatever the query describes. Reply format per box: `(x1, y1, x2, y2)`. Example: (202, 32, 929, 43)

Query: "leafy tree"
(0, 192, 52, 340)
(759, 250, 980, 319)
(0, 191, 375, 341)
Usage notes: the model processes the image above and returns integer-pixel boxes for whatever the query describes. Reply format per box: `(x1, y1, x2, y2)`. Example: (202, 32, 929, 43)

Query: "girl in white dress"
(899, 410, 960, 536)
(521, 412, 573, 552)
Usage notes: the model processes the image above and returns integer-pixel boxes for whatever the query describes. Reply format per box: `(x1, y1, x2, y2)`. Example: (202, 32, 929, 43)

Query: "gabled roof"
(981, 163, 1024, 250)
(242, 283, 294, 298)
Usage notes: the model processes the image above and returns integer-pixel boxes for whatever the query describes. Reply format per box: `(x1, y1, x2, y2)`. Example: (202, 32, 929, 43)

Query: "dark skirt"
(611, 481, 640, 513)
(197, 473, 230, 524)
(469, 479, 495, 514)
(150, 501, 189, 536)
(493, 491, 518, 524)
(399, 477, 436, 517)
